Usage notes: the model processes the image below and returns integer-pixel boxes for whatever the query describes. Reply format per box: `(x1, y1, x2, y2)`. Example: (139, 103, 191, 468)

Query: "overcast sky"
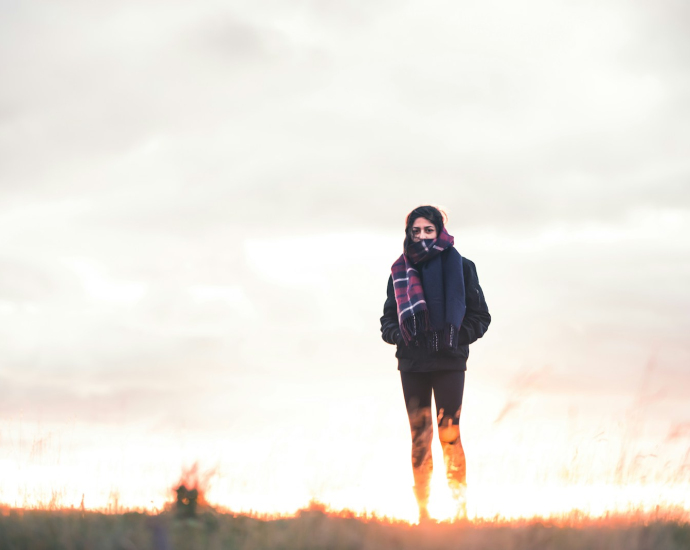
(1, 0, 689, 516)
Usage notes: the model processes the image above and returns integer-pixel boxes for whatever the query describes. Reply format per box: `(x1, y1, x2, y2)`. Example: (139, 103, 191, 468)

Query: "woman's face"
(410, 217, 438, 243)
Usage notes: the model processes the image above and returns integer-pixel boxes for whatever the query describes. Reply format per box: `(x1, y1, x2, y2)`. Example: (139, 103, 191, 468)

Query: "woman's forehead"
(412, 217, 434, 227)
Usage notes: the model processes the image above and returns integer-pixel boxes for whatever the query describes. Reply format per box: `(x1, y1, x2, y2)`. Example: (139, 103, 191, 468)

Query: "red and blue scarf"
(391, 227, 466, 350)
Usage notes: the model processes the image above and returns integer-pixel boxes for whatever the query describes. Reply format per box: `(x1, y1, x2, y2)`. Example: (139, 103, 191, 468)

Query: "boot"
(413, 476, 432, 523)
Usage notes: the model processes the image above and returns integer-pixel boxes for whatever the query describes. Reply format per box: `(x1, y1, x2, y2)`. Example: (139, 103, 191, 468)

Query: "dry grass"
(1, 505, 689, 550)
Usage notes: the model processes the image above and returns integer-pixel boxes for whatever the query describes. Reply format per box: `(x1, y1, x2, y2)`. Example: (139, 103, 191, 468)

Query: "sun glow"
(2, 406, 688, 523)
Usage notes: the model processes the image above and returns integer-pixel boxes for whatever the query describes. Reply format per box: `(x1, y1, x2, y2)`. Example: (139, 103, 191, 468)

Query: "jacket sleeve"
(380, 275, 402, 346)
(458, 258, 491, 346)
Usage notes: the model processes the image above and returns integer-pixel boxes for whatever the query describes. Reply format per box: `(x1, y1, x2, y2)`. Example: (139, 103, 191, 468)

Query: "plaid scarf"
(391, 227, 466, 350)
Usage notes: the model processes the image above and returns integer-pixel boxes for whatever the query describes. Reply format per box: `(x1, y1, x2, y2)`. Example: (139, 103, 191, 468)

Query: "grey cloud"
(0, 1, 688, 428)
(0, 4, 301, 194)
(0, 258, 61, 303)
(624, 1, 690, 74)
(2, 0, 688, 232)
(0, 372, 255, 431)
(191, 14, 274, 62)
(0, 376, 178, 423)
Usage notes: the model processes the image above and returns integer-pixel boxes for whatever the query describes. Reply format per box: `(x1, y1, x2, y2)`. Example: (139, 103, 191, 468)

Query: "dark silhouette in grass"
(176, 484, 199, 518)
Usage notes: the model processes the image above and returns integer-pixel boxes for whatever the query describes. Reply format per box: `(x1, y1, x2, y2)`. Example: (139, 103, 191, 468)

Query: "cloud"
(0, 0, 688, 232)
(0, 0, 688, 436)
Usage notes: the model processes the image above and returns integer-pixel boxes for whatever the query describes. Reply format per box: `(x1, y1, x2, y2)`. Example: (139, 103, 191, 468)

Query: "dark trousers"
(400, 370, 467, 508)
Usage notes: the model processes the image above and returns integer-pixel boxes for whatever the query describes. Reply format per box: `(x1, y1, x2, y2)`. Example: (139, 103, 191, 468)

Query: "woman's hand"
(394, 329, 404, 346)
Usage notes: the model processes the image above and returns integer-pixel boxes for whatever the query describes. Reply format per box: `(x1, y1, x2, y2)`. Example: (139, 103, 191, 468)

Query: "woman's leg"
(400, 371, 434, 520)
(432, 370, 467, 515)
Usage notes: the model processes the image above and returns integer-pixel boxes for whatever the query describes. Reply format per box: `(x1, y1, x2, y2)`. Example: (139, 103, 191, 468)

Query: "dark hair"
(404, 205, 447, 249)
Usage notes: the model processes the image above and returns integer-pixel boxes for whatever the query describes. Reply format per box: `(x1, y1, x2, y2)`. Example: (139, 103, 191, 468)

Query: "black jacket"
(380, 252, 491, 372)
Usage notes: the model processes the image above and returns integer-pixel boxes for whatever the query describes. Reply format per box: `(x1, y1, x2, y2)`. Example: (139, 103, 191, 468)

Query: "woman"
(380, 205, 491, 522)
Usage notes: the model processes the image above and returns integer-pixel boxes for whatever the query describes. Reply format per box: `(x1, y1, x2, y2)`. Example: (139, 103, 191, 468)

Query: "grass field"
(1, 505, 689, 550)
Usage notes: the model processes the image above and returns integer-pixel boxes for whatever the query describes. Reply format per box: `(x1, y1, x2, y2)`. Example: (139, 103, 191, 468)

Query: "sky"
(0, 0, 689, 520)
